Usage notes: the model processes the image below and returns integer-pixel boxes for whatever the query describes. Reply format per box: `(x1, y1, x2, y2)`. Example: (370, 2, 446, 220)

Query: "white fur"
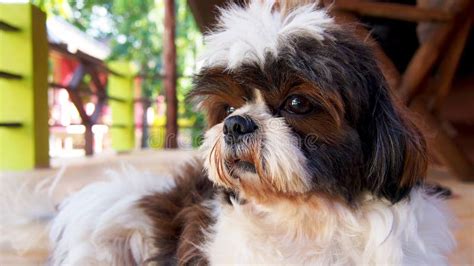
(201, 0, 334, 70)
(205, 188, 455, 265)
(49, 165, 174, 265)
(0, 172, 60, 254)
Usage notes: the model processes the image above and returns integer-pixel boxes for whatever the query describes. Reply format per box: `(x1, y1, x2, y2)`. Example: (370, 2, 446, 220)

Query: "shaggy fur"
(139, 161, 215, 265)
(49, 166, 174, 265)
(205, 189, 453, 265)
(49, 1, 455, 265)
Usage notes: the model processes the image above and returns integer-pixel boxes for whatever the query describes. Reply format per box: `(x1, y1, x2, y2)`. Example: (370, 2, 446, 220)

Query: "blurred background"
(0, 0, 473, 264)
(2, 0, 205, 162)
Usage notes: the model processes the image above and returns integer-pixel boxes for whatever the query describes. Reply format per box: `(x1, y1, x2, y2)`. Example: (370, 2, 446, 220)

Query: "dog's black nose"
(223, 115, 257, 144)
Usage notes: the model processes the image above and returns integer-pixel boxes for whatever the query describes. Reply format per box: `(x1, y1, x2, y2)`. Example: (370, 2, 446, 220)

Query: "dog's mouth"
(227, 159, 257, 175)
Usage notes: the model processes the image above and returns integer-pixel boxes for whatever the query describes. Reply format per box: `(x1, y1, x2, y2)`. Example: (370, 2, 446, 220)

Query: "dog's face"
(189, 1, 427, 204)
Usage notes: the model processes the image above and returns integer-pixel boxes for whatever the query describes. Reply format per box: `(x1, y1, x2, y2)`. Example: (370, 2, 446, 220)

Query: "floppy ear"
(362, 86, 428, 203)
(323, 28, 427, 203)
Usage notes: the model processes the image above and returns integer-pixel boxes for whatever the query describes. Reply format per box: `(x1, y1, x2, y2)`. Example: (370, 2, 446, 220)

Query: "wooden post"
(164, 0, 178, 149)
(0, 3, 49, 170)
(84, 123, 93, 156)
(140, 100, 151, 148)
(63, 63, 96, 156)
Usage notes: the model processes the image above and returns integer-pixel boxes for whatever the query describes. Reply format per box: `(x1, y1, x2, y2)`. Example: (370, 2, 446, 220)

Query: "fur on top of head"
(190, 0, 427, 205)
(201, 0, 333, 70)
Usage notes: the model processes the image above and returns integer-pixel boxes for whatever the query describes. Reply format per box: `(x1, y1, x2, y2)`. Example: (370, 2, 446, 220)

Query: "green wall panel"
(0, 4, 49, 170)
(108, 61, 135, 152)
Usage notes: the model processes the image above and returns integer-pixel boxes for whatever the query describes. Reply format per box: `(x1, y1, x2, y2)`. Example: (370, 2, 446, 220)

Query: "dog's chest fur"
(207, 198, 337, 265)
(204, 191, 452, 265)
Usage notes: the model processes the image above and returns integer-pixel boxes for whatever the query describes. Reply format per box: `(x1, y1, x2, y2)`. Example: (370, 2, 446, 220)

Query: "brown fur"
(261, 78, 346, 144)
(139, 160, 215, 265)
(189, 68, 254, 126)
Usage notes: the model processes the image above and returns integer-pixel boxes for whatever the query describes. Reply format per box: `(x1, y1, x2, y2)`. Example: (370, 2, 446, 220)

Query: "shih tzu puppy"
(50, 1, 454, 265)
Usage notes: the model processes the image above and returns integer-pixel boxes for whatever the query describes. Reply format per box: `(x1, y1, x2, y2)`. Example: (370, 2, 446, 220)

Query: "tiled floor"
(0, 150, 472, 265)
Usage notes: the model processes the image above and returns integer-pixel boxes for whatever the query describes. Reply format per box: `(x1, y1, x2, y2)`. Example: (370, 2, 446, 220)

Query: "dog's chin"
(234, 160, 257, 174)
(226, 159, 257, 177)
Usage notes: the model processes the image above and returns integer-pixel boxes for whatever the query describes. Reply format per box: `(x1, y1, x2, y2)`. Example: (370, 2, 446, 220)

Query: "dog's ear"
(322, 29, 428, 203)
(361, 82, 427, 203)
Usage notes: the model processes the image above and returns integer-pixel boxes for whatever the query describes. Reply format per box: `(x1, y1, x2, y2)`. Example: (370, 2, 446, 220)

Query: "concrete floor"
(0, 150, 472, 265)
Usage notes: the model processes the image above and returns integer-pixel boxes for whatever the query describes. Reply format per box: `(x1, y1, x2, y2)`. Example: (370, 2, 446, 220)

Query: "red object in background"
(53, 56, 79, 85)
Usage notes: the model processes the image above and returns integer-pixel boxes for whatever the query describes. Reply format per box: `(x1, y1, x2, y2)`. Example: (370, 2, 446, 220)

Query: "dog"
(49, 1, 454, 265)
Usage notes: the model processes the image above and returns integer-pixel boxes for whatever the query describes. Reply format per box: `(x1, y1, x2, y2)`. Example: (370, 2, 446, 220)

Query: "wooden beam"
(164, 0, 178, 149)
(51, 83, 138, 106)
(398, 0, 473, 103)
(397, 23, 451, 103)
(88, 68, 107, 124)
(63, 64, 95, 155)
(49, 42, 124, 77)
(431, 17, 472, 110)
(69, 64, 86, 90)
(323, 0, 401, 90)
(65, 67, 89, 123)
(334, 0, 452, 22)
(411, 98, 474, 181)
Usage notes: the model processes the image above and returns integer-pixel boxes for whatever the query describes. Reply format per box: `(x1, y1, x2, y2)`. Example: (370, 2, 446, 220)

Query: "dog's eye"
(283, 95, 313, 114)
(226, 106, 236, 116)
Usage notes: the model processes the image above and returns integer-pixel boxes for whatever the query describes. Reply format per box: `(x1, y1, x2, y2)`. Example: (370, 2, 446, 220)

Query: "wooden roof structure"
(46, 17, 130, 155)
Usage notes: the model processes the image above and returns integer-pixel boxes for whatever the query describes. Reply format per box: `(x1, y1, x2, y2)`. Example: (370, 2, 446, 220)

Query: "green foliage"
(32, 0, 205, 147)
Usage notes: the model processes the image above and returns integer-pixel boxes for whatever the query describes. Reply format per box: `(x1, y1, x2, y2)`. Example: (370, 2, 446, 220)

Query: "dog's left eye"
(225, 106, 236, 116)
(283, 95, 313, 114)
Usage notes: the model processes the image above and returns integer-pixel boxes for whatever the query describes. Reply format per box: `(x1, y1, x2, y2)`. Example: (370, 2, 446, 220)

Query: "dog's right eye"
(283, 95, 314, 115)
(225, 106, 236, 116)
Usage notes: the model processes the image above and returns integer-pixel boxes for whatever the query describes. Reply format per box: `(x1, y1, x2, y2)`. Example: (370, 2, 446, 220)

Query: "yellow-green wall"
(0, 4, 49, 170)
(108, 61, 135, 152)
